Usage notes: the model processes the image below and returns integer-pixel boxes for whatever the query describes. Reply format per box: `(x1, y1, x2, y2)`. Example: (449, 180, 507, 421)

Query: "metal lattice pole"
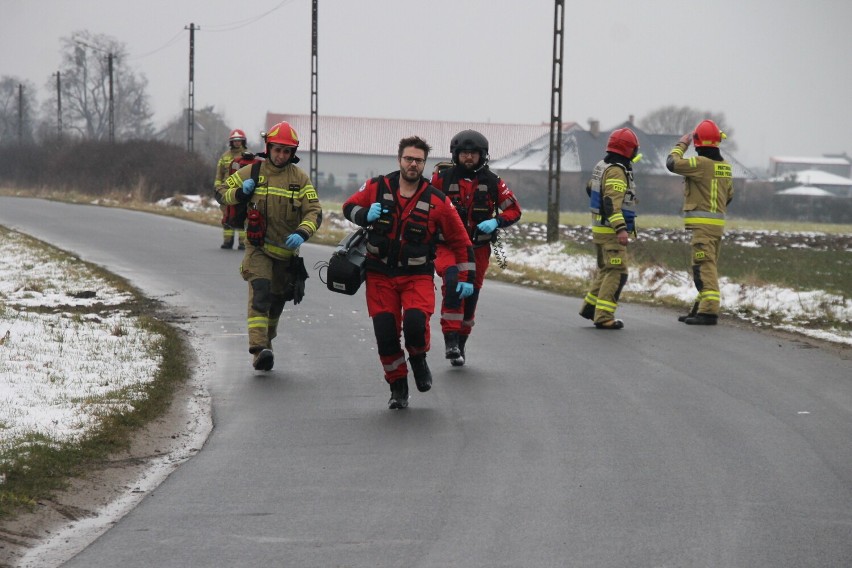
(310, 0, 319, 184)
(546, 0, 565, 243)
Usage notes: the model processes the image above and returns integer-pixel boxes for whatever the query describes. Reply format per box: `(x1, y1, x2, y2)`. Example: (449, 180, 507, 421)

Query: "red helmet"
(693, 120, 723, 148)
(266, 121, 299, 148)
(228, 129, 246, 142)
(606, 128, 639, 159)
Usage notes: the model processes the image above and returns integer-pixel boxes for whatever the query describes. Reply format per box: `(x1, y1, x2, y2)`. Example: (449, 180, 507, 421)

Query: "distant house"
(769, 155, 852, 179)
(768, 168, 852, 198)
(490, 120, 759, 214)
(264, 112, 562, 197)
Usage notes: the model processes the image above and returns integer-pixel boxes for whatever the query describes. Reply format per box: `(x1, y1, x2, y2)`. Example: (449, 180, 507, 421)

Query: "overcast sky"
(4, 0, 852, 169)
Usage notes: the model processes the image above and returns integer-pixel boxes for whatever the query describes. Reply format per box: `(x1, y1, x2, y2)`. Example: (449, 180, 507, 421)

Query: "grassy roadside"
(0, 227, 192, 520)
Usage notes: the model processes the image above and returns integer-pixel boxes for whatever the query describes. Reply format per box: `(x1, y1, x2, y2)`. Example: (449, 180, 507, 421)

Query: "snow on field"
(0, 231, 161, 461)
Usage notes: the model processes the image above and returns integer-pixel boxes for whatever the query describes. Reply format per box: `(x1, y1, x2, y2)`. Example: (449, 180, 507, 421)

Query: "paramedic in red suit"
(343, 136, 475, 410)
(431, 130, 522, 367)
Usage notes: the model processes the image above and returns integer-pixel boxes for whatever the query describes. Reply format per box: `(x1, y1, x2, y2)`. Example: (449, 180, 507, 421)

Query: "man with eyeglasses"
(431, 129, 522, 366)
(343, 136, 474, 409)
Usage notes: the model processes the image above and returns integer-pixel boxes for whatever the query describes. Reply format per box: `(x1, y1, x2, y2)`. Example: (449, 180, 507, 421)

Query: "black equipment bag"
(326, 228, 368, 295)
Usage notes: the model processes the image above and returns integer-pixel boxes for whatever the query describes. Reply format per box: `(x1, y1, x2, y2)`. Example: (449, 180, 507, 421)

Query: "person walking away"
(217, 121, 322, 370)
(215, 129, 251, 249)
(578, 128, 640, 330)
(431, 130, 522, 365)
(666, 119, 734, 325)
(343, 136, 474, 410)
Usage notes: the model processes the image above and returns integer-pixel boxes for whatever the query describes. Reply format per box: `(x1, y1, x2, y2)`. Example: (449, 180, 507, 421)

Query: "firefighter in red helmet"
(578, 127, 640, 329)
(216, 121, 323, 371)
(343, 136, 474, 410)
(667, 119, 734, 325)
(431, 129, 522, 366)
(215, 129, 251, 249)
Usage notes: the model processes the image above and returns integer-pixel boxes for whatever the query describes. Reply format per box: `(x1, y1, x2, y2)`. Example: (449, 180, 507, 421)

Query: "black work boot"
(594, 319, 624, 330)
(252, 348, 274, 370)
(579, 302, 595, 320)
(684, 313, 718, 326)
(221, 238, 234, 250)
(451, 334, 467, 367)
(678, 301, 700, 322)
(409, 355, 432, 392)
(388, 377, 409, 410)
(444, 332, 461, 359)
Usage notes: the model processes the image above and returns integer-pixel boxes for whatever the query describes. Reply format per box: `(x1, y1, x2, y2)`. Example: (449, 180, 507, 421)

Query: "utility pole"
(107, 53, 115, 144)
(186, 23, 199, 153)
(546, 0, 565, 243)
(55, 71, 63, 138)
(17, 84, 23, 143)
(310, 0, 319, 185)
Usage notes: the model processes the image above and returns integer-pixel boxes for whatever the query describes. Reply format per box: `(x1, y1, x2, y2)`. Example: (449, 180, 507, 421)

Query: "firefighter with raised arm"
(578, 128, 639, 330)
(343, 136, 474, 410)
(431, 130, 522, 366)
(215, 129, 251, 250)
(666, 119, 734, 325)
(217, 121, 322, 371)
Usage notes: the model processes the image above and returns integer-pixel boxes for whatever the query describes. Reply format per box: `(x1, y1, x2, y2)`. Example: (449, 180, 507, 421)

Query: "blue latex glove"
(456, 282, 474, 299)
(477, 218, 499, 234)
(241, 178, 256, 196)
(285, 233, 305, 249)
(366, 202, 385, 223)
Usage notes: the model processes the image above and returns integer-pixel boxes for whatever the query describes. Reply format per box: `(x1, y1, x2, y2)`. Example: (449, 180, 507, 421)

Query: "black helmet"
(450, 129, 489, 169)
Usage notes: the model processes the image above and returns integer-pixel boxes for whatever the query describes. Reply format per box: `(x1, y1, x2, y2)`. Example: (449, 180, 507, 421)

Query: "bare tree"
(639, 105, 737, 150)
(44, 30, 154, 141)
(156, 105, 234, 163)
(0, 76, 38, 145)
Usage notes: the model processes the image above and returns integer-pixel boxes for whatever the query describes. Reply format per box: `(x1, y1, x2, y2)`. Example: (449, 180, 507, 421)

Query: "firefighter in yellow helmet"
(579, 128, 639, 329)
(215, 129, 250, 249)
(666, 119, 734, 325)
(217, 121, 323, 371)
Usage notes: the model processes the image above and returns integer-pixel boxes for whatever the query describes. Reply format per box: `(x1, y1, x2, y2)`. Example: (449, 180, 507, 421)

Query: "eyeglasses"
(401, 156, 426, 165)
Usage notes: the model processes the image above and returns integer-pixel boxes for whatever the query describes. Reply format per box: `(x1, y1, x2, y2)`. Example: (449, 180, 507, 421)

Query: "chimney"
(588, 118, 600, 138)
(628, 114, 635, 125)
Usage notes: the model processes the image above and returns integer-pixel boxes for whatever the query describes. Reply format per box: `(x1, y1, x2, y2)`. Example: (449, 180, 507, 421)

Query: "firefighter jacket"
(215, 147, 245, 188)
(343, 171, 475, 281)
(218, 161, 322, 260)
(666, 141, 734, 230)
(431, 166, 522, 248)
(587, 159, 637, 235)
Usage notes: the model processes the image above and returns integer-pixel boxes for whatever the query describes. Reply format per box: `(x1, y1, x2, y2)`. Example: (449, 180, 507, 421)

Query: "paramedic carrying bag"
(326, 228, 368, 295)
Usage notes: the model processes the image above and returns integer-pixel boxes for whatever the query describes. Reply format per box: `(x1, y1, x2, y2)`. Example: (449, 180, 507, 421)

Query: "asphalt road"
(2, 197, 851, 567)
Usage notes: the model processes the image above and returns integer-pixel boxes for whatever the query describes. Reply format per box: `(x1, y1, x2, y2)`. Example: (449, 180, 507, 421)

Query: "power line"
(202, 0, 296, 32)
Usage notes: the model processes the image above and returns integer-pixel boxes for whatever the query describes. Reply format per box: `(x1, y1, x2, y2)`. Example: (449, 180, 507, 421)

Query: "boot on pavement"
(388, 377, 410, 409)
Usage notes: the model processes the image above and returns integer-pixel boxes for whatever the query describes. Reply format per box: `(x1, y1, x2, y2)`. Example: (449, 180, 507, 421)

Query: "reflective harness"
(588, 160, 637, 234)
(441, 168, 500, 246)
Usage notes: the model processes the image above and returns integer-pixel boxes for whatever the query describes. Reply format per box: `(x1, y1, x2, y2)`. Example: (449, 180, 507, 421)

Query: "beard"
(400, 167, 421, 183)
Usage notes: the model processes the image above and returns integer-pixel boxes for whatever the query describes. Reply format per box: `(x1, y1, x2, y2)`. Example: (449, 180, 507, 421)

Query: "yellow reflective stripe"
(255, 187, 300, 199)
(700, 290, 721, 301)
(671, 147, 684, 157)
(592, 226, 616, 234)
(248, 316, 268, 329)
(264, 243, 296, 257)
(604, 179, 627, 192)
(684, 217, 726, 226)
(596, 299, 617, 313)
(710, 179, 719, 213)
(584, 293, 598, 305)
(298, 221, 318, 233)
(609, 213, 625, 223)
(688, 157, 697, 167)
